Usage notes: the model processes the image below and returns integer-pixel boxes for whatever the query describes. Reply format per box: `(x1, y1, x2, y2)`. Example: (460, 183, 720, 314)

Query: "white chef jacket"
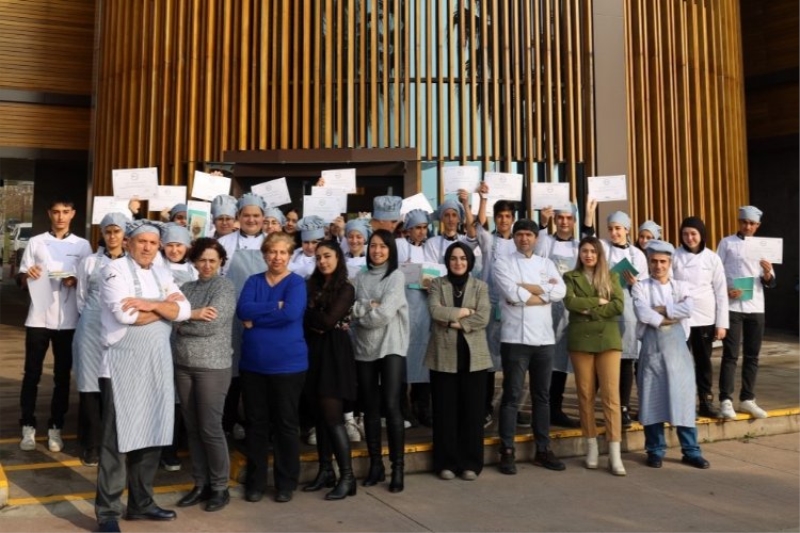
(288, 248, 316, 279)
(20, 232, 92, 329)
(492, 250, 566, 346)
(717, 234, 776, 314)
(600, 240, 649, 283)
(672, 247, 729, 328)
(217, 231, 265, 276)
(475, 225, 516, 303)
(99, 257, 191, 378)
(632, 278, 694, 340)
(423, 234, 478, 265)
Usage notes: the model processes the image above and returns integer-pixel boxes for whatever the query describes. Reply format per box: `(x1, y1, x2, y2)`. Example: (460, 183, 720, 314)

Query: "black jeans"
(356, 355, 406, 461)
(78, 391, 103, 451)
(241, 370, 305, 492)
(719, 312, 765, 402)
(689, 324, 716, 399)
(20, 327, 74, 428)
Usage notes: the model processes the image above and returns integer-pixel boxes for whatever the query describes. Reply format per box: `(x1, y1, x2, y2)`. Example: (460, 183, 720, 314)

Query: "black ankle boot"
(302, 464, 335, 492)
(326, 424, 356, 500)
(362, 417, 385, 487)
(389, 460, 404, 493)
(362, 460, 386, 486)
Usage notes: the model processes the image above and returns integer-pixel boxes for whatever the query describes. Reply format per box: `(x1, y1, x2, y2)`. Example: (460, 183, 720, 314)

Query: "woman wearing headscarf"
(73, 212, 128, 466)
(425, 242, 491, 481)
(600, 211, 648, 428)
(672, 217, 729, 418)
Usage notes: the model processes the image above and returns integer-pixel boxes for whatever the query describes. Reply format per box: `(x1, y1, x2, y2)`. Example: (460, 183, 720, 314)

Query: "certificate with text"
(484, 172, 523, 201)
(530, 182, 571, 210)
(112, 167, 159, 199)
(745, 237, 783, 265)
(401, 193, 435, 216)
(442, 166, 481, 195)
(92, 197, 131, 225)
(587, 175, 628, 202)
(311, 186, 348, 213)
(252, 178, 292, 207)
(148, 186, 187, 212)
(303, 195, 343, 223)
(320, 168, 357, 193)
(191, 170, 231, 201)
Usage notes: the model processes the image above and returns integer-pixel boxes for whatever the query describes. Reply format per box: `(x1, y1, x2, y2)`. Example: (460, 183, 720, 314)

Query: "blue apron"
(547, 240, 578, 373)
(73, 252, 112, 393)
(226, 239, 266, 377)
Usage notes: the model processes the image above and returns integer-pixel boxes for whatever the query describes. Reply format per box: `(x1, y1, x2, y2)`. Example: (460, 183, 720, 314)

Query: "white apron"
(107, 258, 175, 453)
(225, 242, 266, 377)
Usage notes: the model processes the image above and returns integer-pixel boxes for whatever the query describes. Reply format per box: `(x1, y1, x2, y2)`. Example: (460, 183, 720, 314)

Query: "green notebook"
(610, 257, 639, 289)
(732, 277, 754, 302)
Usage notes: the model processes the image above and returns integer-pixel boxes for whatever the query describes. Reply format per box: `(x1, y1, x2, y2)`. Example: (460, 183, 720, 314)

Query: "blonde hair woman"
(563, 236, 626, 475)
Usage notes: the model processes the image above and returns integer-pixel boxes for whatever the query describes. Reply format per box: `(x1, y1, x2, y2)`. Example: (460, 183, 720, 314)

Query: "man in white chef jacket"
(94, 220, 191, 533)
(16, 196, 92, 453)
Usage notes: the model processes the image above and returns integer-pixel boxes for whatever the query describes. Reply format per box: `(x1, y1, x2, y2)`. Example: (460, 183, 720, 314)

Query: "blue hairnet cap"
(125, 219, 165, 238)
(434, 199, 465, 222)
(237, 193, 266, 213)
(555, 204, 578, 217)
(162, 222, 192, 246)
(264, 207, 287, 226)
(404, 209, 431, 229)
(607, 211, 631, 230)
(345, 219, 371, 241)
(211, 194, 237, 219)
(638, 220, 662, 240)
(645, 239, 675, 256)
(100, 212, 130, 231)
(738, 205, 763, 223)
(372, 195, 403, 221)
(298, 215, 327, 241)
(169, 203, 188, 220)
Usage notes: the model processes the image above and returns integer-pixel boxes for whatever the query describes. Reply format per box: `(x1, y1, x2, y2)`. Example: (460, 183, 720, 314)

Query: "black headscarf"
(680, 216, 707, 253)
(444, 241, 475, 286)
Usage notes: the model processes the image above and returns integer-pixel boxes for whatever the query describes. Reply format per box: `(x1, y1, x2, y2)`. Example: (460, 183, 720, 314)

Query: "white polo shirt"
(20, 232, 92, 329)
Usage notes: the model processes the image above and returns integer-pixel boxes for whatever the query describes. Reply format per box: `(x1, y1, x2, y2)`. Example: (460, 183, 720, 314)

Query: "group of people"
(15, 184, 775, 532)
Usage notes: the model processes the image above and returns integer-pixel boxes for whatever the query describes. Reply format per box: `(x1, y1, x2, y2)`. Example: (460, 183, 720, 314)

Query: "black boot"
(362, 417, 385, 487)
(325, 424, 356, 500)
(387, 414, 405, 493)
(411, 383, 433, 428)
(697, 394, 720, 418)
(621, 406, 632, 429)
(303, 424, 336, 492)
(550, 371, 580, 428)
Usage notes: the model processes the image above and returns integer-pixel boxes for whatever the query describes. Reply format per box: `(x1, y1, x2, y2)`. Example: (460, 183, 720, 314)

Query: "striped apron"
(107, 258, 175, 453)
(73, 252, 109, 393)
(548, 242, 578, 373)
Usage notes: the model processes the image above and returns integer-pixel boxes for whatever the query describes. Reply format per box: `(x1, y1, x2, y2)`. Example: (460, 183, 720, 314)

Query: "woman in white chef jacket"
(290, 216, 327, 279)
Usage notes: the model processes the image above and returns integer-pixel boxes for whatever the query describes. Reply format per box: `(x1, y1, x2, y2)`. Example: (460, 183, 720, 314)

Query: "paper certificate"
(148, 186, 187, 212)
(251, 178, 292, 207)
(91, 196, 131, 225)
(320, 168, 357, 193)
(470, 193, 497, 218)
(530, 182, 571, 210)
(112, 167, 159, 200)
(744, 237, 783, 265)
(484, 172, 523, 201)
(28, 270, 54, 315)
(442, 166, 481, 195)
(187, 200, 212, 240)
(311, 186, 348, 213)
(401, 193, 435, 216)
(303, 195, 342, 223)
(191, 170, 231, 201)
(399, 262, 447, 289)
(587, 175, 628, 202)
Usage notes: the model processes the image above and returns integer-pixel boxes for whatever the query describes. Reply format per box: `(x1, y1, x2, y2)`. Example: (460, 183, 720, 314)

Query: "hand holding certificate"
(112, 167, 159, 199)
(191, 170, 231, 201)
(252, 178, 292, 207)
(484, 172, 523, 201)
(588, 175, 628, 202)
(92, 197, 131, 224)
(401, 193, 435, 216)
(442, 166, 481, 195)
(320, 168, 357, 193)
(311, 186, 348, 213)
(530, 182, 571, 210)
(303, 195, 342, 223)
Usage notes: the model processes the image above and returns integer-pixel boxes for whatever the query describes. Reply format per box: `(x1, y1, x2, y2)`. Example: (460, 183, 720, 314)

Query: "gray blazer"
(425, 276, 492, 373)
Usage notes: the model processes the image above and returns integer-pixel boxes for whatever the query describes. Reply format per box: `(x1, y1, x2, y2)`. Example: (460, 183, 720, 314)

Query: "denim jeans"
(719, 312, 764, 402)
(499, 343, 554, 452)
(644, 423, 702, 459)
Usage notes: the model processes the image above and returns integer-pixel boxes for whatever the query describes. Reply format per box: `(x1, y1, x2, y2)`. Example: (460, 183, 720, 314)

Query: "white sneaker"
(20, 425, 36, 451)
(718, 399, 737, 420)
(47, 428, 63, 452)
(307, 427, 317, 446)
(355, 416, 366, 438)
(232, 423, 246, 440)
(739, 399, 768, 419)
(345, 419, 362, 442)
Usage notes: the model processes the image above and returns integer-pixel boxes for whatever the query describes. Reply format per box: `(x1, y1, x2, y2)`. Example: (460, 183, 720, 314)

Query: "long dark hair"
(307, 240, 349, 309)
(367, 229, 398, 280)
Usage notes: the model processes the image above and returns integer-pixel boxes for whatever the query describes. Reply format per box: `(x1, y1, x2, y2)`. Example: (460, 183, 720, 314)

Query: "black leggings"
(356, 355, 406, 426)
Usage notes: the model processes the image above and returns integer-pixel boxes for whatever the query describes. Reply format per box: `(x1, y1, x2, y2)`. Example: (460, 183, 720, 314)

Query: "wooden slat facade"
(624, 0, 749, 246)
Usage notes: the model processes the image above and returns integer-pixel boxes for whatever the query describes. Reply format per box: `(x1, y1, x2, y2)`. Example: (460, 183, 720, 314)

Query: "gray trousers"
(95, 378, 161, 524)
(175, 365, 231, 490)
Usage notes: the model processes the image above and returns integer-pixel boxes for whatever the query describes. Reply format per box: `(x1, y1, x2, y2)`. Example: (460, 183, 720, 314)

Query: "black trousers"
(356, 355, 406, 462)
(95, 378, 161, 524)
(241, 370, 305, 492)
(78, 391, 103, 451)
(689, 324, 716, 399)
(20, 327, 74, 428)
(430, 369, 486, 475)
(720, 312, 765, 402)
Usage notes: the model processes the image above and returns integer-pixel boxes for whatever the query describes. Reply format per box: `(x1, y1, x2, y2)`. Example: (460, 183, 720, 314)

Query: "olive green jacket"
(425, 276, 492, 373)
(563, 270, 624, 353)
